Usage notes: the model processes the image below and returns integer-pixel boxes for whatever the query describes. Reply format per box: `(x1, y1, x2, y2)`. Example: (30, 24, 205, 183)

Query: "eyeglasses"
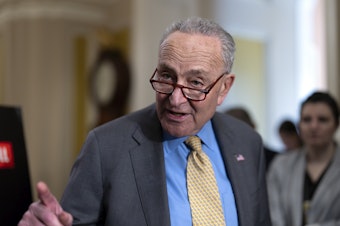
(149, 68, 227, 101)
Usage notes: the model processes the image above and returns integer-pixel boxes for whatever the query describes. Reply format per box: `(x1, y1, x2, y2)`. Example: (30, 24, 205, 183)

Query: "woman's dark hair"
(300, 91, 340, 126)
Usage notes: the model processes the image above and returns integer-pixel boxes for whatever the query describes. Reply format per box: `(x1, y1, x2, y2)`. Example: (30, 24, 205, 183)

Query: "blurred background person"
(225, 107, 278, 171)
(278, 119, 303, 152)
(267, 91, 340, 226)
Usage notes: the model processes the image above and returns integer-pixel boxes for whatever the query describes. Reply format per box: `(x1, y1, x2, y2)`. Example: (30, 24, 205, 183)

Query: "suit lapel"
(129, 122, 170, 226)
(212, 116, 253, 226)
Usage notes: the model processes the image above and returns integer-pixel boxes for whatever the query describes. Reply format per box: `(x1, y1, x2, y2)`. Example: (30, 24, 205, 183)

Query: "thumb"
(58, 211, 73, 226)
(36, 181, 63, 215)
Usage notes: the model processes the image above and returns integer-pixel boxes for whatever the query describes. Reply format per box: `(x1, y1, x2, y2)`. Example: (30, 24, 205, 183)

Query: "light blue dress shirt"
(163, 121, 239, 226)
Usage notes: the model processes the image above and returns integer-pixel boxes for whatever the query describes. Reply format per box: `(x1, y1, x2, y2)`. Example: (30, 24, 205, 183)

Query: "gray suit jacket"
(60, 104, 271, 226)
(267, 147, 340, 226)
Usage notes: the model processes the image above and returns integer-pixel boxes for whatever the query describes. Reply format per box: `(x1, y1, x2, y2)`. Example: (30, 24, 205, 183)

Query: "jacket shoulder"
(86, 104, 162, 146)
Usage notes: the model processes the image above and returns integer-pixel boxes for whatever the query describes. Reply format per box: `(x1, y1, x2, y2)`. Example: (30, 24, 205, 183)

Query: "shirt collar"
(163, 120, 215, 151)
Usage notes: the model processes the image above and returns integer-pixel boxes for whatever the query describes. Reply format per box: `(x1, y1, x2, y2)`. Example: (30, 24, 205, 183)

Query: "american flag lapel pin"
(235, 154, 245, 162)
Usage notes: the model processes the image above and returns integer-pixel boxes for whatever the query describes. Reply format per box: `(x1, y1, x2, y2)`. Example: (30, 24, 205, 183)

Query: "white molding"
(0, 1, 112, 24)
(325, 0, 339, 98)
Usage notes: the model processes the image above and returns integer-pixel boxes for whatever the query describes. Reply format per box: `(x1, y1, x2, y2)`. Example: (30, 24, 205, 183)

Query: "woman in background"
(267, 91, 340, 226)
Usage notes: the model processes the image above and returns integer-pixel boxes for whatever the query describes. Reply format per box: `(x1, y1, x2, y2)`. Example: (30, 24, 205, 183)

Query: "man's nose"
(169, 86, 188, 104)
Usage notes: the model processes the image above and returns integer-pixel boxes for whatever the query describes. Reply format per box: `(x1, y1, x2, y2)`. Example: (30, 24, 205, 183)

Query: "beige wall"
(0, 0, 132, 199)
(227, 37, 266, 137)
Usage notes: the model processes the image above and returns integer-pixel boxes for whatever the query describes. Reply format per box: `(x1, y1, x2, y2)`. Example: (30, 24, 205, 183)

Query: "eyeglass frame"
(149, 68, 228, 101)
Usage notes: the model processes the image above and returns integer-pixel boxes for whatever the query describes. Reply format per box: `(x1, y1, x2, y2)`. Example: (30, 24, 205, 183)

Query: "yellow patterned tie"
(185, 136, 226, 226)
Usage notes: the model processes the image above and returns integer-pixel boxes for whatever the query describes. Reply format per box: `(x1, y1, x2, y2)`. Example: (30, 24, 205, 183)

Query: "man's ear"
(217, 73, 235, 105)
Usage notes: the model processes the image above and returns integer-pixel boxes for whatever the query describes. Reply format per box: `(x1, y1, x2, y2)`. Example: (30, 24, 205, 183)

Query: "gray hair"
(160, 17, 236, 73)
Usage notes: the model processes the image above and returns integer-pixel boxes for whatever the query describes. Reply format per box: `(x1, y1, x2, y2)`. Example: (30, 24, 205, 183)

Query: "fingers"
(18, 182, 73, 226)
(58, 211, 73, 226)
(37, 181, 63, 215)
(18, 201, 64, 226)
(18, 203, 44, 226)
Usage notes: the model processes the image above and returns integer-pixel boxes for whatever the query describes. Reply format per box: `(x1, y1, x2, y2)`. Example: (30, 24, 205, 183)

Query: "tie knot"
(185, 136, 202, 153)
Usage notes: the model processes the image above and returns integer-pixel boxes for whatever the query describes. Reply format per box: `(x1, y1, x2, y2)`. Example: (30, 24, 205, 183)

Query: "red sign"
(0, 142, 15, 169)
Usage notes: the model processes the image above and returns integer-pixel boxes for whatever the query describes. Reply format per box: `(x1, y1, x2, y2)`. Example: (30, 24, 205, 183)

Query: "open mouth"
(169, 110, 186, 116)
(165, 109, 189, 122)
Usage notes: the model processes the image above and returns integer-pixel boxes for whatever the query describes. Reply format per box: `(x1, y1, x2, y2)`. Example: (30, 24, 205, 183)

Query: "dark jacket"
(61, 104, 271, 226)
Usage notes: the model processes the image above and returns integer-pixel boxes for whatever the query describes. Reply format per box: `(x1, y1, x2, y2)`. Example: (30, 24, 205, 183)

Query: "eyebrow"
(157, 64, 211, 82)
(158, 65, 207, 76)
(185, 69, 206, 76)
(157, 64, 175, 73)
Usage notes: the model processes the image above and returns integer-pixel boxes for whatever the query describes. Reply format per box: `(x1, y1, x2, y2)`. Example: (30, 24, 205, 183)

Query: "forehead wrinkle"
(159, 41, 223, 73)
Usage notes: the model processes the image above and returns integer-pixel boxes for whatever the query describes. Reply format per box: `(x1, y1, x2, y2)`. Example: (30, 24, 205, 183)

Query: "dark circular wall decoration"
(89, 49, 131, 126)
